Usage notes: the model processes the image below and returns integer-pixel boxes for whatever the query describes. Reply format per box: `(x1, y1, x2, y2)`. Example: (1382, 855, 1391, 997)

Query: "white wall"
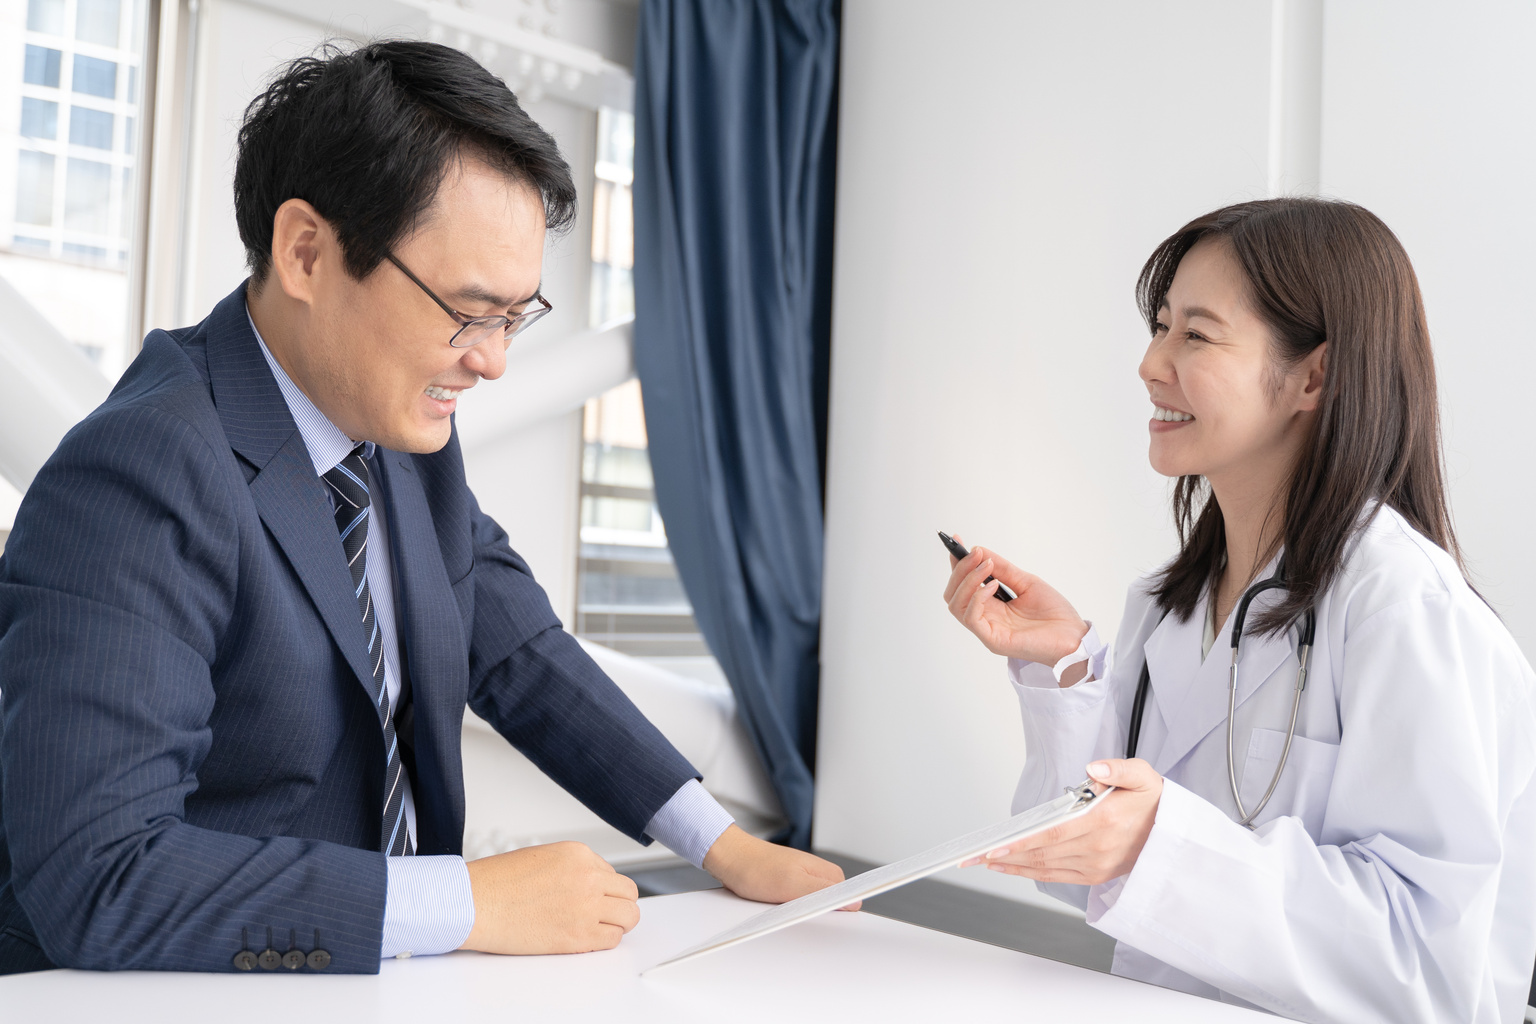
(1316, 0, 1536, 654)
(815, 0, 1275, 911)
(814, 0, 1536, 912)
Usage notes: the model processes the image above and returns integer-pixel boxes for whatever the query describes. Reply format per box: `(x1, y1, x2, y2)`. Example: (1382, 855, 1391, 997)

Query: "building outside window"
(575, 107, 722, 684)
(588, 105, 632, 327)
(4, 0, 147, 351)
(0, 0, 151, 541)
(577, 379, 708, 660)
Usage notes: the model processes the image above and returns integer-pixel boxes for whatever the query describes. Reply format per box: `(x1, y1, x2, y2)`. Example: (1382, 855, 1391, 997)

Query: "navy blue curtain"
(632, 0, 839, 848)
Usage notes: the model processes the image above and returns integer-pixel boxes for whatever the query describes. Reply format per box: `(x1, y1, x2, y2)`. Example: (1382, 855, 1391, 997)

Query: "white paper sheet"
(641, 782, 1110, 975)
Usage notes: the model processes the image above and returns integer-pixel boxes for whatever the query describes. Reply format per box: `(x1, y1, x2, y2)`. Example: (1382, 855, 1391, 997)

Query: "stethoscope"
(1125, 562, 1317, 829)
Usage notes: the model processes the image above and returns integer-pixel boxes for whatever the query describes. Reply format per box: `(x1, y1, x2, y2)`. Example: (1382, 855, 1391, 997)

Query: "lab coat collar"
(1143, 552, 1298, 775)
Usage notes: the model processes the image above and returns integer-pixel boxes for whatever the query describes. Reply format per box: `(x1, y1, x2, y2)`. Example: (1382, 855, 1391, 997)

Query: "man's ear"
(1296, 341, 1327, 413)
(268, 198, 332, 305)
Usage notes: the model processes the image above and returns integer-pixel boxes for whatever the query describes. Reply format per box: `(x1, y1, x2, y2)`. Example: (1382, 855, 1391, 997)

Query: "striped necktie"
(323, 445, 413, 857)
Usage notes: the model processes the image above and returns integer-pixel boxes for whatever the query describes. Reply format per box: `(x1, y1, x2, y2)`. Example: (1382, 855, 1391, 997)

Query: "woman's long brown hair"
(1140, 197, 1467, 634)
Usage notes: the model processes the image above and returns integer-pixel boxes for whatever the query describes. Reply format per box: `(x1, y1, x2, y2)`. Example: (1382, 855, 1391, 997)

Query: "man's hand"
(459, 841, 639, 954)
(960, 759, 1164, 885)
(702, 824, 860, 910)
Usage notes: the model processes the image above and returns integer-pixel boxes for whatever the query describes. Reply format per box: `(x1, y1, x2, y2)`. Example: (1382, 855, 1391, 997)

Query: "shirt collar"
(246, 303, 375, 474)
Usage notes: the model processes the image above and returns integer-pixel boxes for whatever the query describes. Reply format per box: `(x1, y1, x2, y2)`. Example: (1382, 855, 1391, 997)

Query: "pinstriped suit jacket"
(0, 283, 697, 975)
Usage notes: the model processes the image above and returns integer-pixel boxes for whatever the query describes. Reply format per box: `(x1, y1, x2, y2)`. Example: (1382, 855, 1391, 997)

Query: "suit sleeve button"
(232, 950, 257, 971)
(257, 948, 282, 970)
(306, 948, 331, 970)
(282, 949, 306, 970)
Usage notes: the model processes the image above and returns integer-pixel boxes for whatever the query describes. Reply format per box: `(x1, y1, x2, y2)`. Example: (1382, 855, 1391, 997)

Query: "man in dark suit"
(0, 41, 844, 976)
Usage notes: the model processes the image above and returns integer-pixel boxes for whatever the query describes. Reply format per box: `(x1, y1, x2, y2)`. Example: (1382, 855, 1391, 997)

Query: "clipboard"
(641, 781, 1112, 975)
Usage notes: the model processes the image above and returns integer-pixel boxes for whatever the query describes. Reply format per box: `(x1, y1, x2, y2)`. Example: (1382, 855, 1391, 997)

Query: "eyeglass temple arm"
(385, 254, 464, 322)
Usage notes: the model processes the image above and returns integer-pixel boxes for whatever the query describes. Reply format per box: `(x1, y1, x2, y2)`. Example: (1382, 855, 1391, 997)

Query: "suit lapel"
(205, 283, 380, 705)
(247, 437, 381, 701)
(373, 450, 467, 700)
(374, 449, 469, 853)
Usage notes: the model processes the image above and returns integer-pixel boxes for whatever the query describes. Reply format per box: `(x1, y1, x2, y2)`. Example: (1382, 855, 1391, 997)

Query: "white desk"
(1, 890, 1271, 1022)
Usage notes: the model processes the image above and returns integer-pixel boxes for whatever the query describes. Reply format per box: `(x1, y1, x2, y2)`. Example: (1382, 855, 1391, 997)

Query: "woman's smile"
(1150, 401, 1195, 432)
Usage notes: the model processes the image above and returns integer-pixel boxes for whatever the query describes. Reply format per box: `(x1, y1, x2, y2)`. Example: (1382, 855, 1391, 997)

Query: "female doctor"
(943, 198, 1536, 1023)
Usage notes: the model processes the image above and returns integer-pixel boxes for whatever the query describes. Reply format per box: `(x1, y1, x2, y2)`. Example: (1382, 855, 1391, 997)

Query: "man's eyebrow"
(453, 282, 543, 310)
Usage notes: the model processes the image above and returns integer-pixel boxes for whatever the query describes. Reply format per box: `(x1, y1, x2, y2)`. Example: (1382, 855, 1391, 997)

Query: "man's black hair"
(234, 40, 577, 283)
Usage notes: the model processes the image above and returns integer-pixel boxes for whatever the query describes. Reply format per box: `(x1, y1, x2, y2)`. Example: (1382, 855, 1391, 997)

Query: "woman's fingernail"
(985, 847, 1006, 860)
(1087, 762, 1111, 780)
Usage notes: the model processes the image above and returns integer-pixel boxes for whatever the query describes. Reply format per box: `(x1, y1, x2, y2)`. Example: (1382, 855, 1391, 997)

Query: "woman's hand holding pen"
(942, 537, 1091, 677)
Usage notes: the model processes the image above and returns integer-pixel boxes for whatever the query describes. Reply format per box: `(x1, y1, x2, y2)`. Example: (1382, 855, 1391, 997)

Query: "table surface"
(1, 889, 1271, 1023)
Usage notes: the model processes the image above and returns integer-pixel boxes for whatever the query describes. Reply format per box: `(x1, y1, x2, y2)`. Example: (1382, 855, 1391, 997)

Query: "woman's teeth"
(1152, 406, 1193, 422)
(425, 386, 462, 401)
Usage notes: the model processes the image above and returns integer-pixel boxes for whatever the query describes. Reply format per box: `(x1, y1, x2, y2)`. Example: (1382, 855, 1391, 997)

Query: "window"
(71, 54, 116, 98)
(27, 0, 64, 35)
(576, 380, 709, 658)
(74, 0, 120, 47)
(14, 152, 54, 224)
(589, 107, 634, 327)
(7, 0, 148, 299)
(20, 98, 57, 140)
(67, 105, 112, 148)
(24, 46, 62, 88)
(574, 109, 717, 673)
(2, 0, 153, 531)
(63, 158, 110, 232)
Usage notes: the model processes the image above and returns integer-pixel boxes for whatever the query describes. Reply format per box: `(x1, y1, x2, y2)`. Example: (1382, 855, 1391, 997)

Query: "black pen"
(938, 531, 1016, 602)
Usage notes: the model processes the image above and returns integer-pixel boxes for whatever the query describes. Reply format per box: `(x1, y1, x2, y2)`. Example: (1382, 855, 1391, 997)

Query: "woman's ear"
(1296, 342, 1328, 413)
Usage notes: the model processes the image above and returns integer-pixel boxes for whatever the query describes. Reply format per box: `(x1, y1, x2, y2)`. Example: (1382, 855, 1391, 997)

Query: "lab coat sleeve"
(1090, 594, 1536, 1024)
(1008, 625, 1117, 914)
(1007, 622, 1114, 809)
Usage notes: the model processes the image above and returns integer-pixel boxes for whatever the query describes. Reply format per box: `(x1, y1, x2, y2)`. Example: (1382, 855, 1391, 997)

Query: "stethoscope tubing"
(1127, 566, 1317, 830)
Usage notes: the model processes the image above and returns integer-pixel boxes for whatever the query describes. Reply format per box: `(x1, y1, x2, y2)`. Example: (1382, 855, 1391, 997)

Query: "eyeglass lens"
(449, 308, 546, 349)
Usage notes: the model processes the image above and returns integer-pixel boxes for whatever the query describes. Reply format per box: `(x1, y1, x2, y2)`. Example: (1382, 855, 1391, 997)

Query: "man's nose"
(461, 333, 507, 381)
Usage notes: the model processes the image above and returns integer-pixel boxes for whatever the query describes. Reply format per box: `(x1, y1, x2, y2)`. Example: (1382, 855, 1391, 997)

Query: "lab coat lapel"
(1153, 577, 1296, 776)
(1140, 607, 1203, 773)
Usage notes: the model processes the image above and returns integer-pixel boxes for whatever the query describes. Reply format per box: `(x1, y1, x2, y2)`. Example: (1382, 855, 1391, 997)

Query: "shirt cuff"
(381, 855, 476, 959)
(1008, 621, 1107, 688)
(1051, 621, 1106, 682)
(644, 778, 736, 868)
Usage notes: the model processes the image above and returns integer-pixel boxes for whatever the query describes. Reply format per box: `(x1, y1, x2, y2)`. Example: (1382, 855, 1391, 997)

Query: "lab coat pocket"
(1239, 728, 1340, 836)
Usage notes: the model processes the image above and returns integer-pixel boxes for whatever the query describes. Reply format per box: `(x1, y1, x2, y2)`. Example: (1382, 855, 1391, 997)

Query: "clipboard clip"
(1063, 779, 1113, 808)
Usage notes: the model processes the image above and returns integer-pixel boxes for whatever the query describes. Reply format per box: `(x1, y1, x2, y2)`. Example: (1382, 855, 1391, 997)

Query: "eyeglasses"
(387, 253, 553, 349)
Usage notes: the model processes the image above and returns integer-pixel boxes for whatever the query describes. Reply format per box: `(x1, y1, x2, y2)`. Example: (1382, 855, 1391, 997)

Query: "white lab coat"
(1011, 505, 1536, 1023)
